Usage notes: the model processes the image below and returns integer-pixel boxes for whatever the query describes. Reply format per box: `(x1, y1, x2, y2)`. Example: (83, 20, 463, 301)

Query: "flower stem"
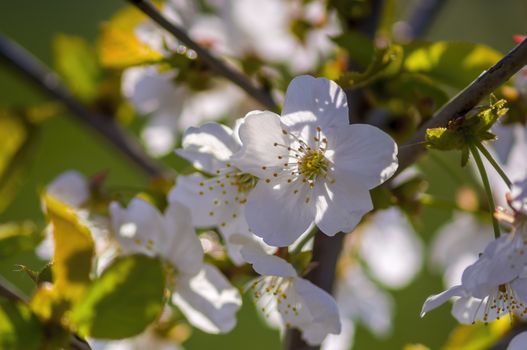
(475, 142, 513, 189)
(469, 144, 500, 238)
(291, 229, 316, 255)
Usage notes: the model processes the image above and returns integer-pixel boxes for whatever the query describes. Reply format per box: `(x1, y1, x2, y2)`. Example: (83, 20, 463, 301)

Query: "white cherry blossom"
(169, 121, 272, 264)
(237, 235, 341, 345)
(110, 198, 241, 333)
(422, 231, 527, 324)
(232, 75, 398, 246)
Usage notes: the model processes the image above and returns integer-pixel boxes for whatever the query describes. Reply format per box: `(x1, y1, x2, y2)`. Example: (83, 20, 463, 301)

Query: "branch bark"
(397, 37, 527, 175)
(127, 0, 279, 112)
(0, 35, 168, 179)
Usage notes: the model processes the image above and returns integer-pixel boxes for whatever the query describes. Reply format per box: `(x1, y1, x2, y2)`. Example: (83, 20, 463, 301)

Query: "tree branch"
(397, 37, 527, 174)
(126, 0, 279, 112)
(0, 35, 168, 179)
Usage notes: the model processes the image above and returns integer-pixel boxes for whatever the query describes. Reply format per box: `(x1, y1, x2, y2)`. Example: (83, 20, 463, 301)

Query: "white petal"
(240, 244, 297, 277)
(511, 178, 527, 216)
(293, 278, 341, 345)
(314, 177, 373, 236)
(507, 331, 527, 350)
(46, 171, 89, 208)
(321, 318, 355, 350)
(176, 122, 239, 174)
(231, 111, 289, 178)
(451, 295, 503, 324)
(172, 264, 241, 334)
(330, 124, 398, 189)
(281, 75, 349, 134)
(163, 202, 203, 276)
(121, 66, 181, 115)
(109, 199, 164, 257)
(420, 285, 466, 317)
(245, 181, 315, 247)
(360, 208, 423, 289)
(169, 173, 242, 229)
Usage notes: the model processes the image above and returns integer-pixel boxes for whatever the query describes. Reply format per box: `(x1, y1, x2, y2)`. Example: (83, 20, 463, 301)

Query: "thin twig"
(397, 38, 527, 174)
(0, 35, 168, 179)
(127, 0, 279, 112)
(0, 275, 27, 303)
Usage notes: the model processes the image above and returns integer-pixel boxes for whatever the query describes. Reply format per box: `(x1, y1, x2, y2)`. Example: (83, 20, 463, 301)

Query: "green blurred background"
(0, 1, 526, 349)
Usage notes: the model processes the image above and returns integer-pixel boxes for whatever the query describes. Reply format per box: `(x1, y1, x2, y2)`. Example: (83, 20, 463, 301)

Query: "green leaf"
(0, 221, 40, 258)
(338, 44, 403, 89)
(403, 41, 502, 90)
(0, 300, 43, 350)
(43, 194, 95, 304)
(71, 254, 165, 339)
(0, 111, 38, 214)
(53, 34, 101, 103)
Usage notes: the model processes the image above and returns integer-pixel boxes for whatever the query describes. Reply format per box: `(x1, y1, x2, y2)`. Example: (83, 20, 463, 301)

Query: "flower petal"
(169, 173, 240, 228)
(292, 278, 341, 345)
(508, 331, 527, 350)
(163, 202, 203, 276)
(172, 264, 241, 334)
(245, 181, 315, 247)
(420, 285, 466, 317)
(314, 177, 373, 236)
(239, 242, 297, 277)
(176, 122, 239, 174)
(46, 171, 89, 208)
(109, 198, 164, 257)
(232, 110, 290, 178)
(329, 124, 398, 189)
(281, 75, 349, 134)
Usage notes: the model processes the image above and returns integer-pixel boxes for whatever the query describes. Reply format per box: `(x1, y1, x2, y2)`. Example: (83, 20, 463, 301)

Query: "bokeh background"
(0, 1, 526, 349)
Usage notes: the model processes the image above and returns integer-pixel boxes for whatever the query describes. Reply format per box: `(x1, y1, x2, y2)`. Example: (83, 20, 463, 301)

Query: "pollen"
(298, 149, 328, 181)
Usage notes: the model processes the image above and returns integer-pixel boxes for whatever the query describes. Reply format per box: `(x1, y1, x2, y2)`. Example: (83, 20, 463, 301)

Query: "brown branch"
(397, 37, 527, 174)
(0, 35, 168, 179)
(127, 0, 279, 112)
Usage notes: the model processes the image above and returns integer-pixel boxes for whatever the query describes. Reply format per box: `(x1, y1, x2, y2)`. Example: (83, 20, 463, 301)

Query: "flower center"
(298, 149, 328, 182)
(231, 172, 258, 193)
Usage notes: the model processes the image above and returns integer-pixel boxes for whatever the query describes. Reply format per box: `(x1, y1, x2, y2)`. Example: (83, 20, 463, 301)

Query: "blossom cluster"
(40, 75, 400, 348)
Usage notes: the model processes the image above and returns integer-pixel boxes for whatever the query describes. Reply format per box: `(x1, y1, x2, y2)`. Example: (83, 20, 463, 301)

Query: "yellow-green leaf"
(71, 254, 165, 339)
(43, 194, 95, 304)
(53, 34, 101, 102)
(0, 111, 38, 214)
(404, 41, 502, 90)
(98, 6, 163, 68)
